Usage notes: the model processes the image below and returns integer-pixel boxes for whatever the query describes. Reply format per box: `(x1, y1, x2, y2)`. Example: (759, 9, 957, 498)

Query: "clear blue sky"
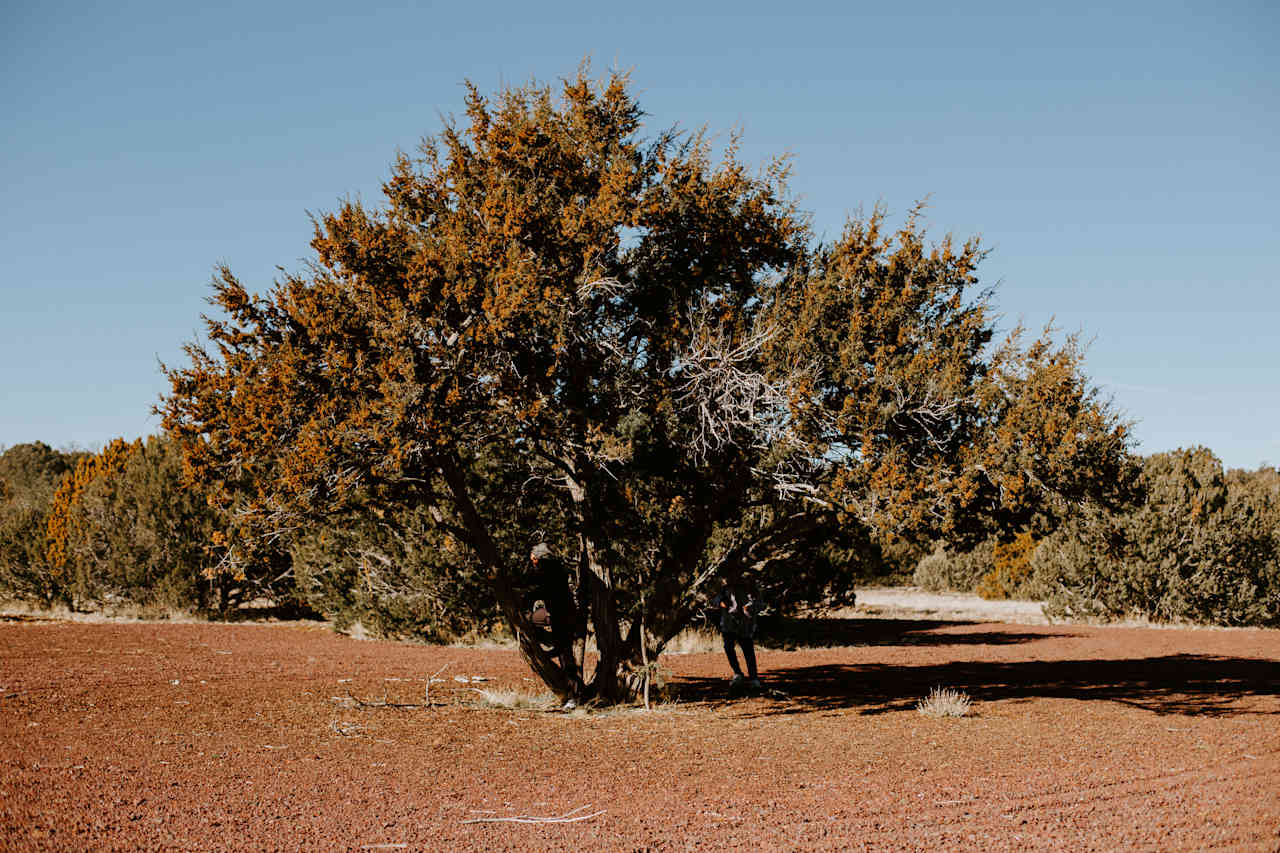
(3, 0, 1276, 469)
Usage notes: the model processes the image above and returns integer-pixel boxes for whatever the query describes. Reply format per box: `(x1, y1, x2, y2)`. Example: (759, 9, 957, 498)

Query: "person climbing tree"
(530, 543, 583, 703)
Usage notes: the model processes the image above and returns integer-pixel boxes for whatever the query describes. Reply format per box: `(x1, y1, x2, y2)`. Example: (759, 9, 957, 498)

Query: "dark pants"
(550, 631, 584, 696)
(722, 632, 757, 679)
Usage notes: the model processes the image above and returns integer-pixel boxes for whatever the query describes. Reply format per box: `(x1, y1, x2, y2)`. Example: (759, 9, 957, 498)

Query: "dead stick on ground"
(461, 805, 605, 825)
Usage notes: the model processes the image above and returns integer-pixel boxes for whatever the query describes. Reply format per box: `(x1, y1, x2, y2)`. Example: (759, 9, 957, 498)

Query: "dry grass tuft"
(469, 687, 558, 711)
(916, 686, 973, 718)
(662, 626, 722, 655)
(0, 601, 203, 625)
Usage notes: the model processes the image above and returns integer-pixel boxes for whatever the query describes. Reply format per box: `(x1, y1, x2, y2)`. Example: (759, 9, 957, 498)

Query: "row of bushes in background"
(2, 439, 1277, 630)
(0, 436, 918, 638)
(0, 438, 498, 638)
(1, 438, 273, 614)
(915, 448, 1280, 626)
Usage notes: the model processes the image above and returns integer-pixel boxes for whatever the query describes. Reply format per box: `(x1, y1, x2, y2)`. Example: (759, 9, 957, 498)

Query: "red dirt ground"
(2, 616, 1278, 851)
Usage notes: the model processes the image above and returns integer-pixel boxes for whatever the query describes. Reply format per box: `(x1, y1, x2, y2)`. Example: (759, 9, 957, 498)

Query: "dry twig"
(424, 661, 451, 705)
(462, 804, 605, 825)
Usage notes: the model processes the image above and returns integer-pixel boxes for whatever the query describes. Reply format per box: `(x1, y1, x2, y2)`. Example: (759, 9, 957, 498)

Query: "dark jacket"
(712, 583, 760, 638)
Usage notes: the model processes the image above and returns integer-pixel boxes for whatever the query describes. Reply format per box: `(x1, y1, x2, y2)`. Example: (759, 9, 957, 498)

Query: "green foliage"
(290, 502, 498, 641)
(748, 518, 915, 615)
(43, 437, 216, 611)
(912, 539, 994, 594)
(0, 442, 85, 498)
(766, 211, 1140, 545)
(0, 500, 63, 605)
(1033, 449, 1280, 626)
(28, 434, 298, 615)
(912, 545, 952, 593)
(873, 534, 931, 585)
(0, 443, 83, 605)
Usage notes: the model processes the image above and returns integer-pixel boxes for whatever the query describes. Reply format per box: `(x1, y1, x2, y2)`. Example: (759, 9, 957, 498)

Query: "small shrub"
(470, 687, 558, 711)
(916, 686, 972, 718)
(623, 659, 676, 704)
(912, 545, 952, 592)
(662, 626, 721, 655)
(913, 539, 994, 593)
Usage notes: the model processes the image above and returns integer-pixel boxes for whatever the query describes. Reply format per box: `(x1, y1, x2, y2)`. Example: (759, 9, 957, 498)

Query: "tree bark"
(562, 453, 631, 702)
(436, 454, 579, 700)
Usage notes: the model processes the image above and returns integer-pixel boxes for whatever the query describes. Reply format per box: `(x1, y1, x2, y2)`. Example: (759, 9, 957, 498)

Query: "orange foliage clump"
(978, 530, 1038, 600)
(45, 438, 141, 573)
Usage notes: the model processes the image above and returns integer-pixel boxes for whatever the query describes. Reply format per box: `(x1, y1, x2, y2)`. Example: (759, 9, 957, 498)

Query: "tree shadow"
(758, 616, 1065, 650)
(677, 653, 1280, 718)
(218, 600, 326, 623)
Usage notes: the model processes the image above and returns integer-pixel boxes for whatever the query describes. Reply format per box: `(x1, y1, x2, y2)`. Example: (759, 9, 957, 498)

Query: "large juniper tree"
(162, 69, 1133, 702)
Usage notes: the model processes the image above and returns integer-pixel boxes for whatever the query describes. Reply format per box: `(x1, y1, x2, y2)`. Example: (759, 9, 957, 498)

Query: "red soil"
(2, 617, 1277, 851)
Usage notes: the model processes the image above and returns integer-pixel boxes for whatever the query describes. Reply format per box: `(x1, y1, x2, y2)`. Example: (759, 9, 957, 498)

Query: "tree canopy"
(161, 68, 1134, 702)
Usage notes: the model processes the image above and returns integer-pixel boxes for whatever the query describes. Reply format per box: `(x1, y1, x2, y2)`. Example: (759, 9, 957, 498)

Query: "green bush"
(0, 500, 62, 605)
(45, 436, 221, 612)
(913, 545, 954, 592)
(37, 435, 297, 616)
(913, 539, 994, 593)
(1033, 449, 1279, 626)
(0, 443, 83, 605)
(290, 504, 499, 641)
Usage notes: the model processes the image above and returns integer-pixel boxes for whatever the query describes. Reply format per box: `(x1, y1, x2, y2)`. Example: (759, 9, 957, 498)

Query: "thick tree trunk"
(583, 553, 627, 702)
(436, 454, 581, 701)
(561, 453, 636, 703)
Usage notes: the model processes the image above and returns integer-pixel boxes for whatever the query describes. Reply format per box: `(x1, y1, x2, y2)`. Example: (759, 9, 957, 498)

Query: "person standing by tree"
(712, 573, 762, 694)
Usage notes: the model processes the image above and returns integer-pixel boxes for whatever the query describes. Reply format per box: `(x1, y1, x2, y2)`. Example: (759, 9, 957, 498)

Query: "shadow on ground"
(679, 619, 1280, 718)
(758, 617, 1066, 650)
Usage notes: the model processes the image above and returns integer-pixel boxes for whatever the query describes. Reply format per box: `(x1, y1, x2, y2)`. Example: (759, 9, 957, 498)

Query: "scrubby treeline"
(2, 438, 1276, 630)
(0, 438, 497, 635)
(915, 447, 1280, 626)
(2, 438, 274, 615)
(0, 436, 916, 634)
